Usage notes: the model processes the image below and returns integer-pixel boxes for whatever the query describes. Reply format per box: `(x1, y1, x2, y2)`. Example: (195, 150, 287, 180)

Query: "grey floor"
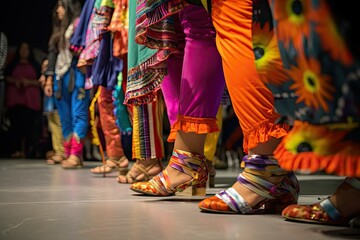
(0, 159, 359, 240)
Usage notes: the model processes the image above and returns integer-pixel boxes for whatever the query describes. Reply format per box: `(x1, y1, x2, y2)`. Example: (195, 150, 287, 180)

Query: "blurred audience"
(4, 41, 42, 158)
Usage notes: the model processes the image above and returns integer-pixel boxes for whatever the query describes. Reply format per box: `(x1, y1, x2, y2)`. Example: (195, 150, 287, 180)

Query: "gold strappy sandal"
(46, 154, 66, 165)
(62, 155, 83, 169)
(90, 156, 128, 175)
(117, 158, 163, 184)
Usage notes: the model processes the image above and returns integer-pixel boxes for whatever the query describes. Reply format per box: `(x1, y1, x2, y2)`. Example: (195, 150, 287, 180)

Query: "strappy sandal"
(130, 150, 208, 196)
(199, 155, 300, 214)
(62, 155, 83, 169)
(47, 154, 66, 165)
(282, 177, 360, 227)
(117, 158, 163, 184)
(90, 156, 128, 174)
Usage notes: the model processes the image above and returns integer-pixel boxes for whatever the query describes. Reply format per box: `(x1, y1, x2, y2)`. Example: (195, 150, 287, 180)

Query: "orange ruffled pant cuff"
(170, 115, 219, 142)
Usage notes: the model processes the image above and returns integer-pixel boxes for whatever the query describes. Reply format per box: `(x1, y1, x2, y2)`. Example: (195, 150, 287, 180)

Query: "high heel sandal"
(282, 177, 360, 226)
(199, 155, 300, 214)
(130, 149, 208, 196)
(90, 156, 128, 174)
(117, 158, 163, 184)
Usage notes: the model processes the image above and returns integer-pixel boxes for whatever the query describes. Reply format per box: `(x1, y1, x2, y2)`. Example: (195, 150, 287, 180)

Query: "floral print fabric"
(253, 0, 360, 176)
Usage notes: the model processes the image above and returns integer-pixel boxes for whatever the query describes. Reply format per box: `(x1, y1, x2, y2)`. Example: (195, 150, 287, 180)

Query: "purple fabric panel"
(178, 5, 225, 118)
(160, 4, 225, 121)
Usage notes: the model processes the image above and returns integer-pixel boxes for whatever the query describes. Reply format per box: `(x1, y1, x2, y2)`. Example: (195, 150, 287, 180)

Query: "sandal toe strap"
(216, 188, 253, 214)
(149, 170, 176, 195)
(132, 161, 154, 179)
(107, 156, 128, 166)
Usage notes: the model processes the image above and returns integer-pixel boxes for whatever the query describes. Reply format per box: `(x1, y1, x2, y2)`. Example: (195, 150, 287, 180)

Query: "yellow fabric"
(132, 91, 165, 160)
(47, 111, 65, 155)
(201, 0, 208, 11)
(101, 0, 114, 8)
(204, 106, 222, 161)
(89, 88, 101, 146)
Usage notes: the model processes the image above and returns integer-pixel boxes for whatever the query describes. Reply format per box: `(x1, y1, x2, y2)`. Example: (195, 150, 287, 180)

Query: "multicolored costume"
(124, 0, 166, 164)
(266, 0, 360, 177)
(73, 0, 132, 173)
(46, 9, 90, 167)
(268, 0, 359, 226)
(127, 0, 226, 193)
(127, 1, 225, 131)
(200, 0, 360, 226)
(198, 0, 299, 214)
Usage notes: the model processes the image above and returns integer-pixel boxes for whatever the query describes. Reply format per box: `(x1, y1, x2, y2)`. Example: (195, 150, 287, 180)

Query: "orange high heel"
(199, 155, 300, 214)
(130, 149, 208, 196)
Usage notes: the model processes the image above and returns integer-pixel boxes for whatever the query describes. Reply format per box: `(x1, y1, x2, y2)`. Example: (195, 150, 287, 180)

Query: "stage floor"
(0, 159, 359, 240)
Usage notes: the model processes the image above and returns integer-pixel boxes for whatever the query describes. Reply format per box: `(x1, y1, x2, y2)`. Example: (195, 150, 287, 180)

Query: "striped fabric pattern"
(132, 91, 165, 159)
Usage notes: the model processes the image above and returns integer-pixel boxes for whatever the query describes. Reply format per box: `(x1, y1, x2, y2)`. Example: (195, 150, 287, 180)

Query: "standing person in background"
(43, 0, 90, 169)
(39, 6, 66, 164)
(39, 58, 66, 164)
(5, 41, 42, 158)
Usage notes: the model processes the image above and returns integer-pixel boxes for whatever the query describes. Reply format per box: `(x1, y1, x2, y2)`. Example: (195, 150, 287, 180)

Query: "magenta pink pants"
(160, 4, 225, 126)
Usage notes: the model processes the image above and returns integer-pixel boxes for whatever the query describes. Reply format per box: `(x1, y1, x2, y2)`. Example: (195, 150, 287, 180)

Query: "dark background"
(0, 0, 58, 52)
(0, 0, 86, 158)
(0, 0, 85, 53)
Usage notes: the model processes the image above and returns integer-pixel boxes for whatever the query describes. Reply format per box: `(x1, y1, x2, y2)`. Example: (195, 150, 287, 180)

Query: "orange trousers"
(211, 0, 288, 152)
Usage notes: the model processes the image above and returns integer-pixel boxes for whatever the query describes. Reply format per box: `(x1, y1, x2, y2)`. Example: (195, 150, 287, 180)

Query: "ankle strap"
(345, 178, 360, 191)
(319, 198, 342, 221)
(243, 155, 289, 177)
(169, 149, 207, 178)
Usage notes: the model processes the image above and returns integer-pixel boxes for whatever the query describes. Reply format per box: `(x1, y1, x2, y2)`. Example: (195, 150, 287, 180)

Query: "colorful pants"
(132, 91, 165, 160)
(204, 106, 223, 161)
(160, 4, 225, 135)
(98, 86, 124, 158)
(54, 68, 90, 140)
(211, 0, 289, 152)
(47, 110, 64, 156)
